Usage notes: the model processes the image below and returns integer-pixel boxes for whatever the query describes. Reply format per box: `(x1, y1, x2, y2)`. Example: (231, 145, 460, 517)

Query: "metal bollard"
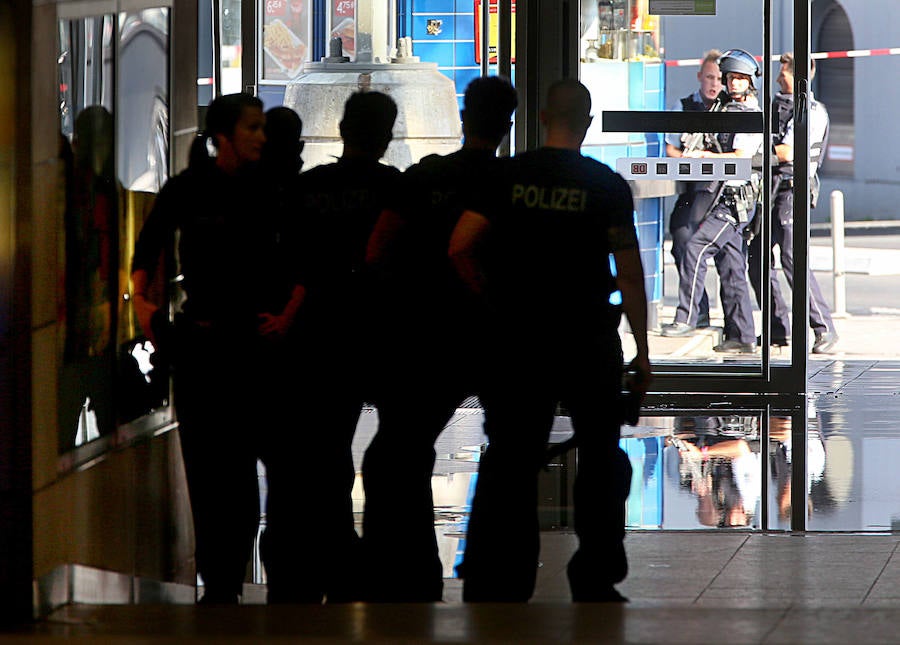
(830, 190, 847, 317)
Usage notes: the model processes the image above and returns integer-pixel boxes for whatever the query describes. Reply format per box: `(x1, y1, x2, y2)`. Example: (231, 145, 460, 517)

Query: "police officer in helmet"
(719, 48, 760, 98)
(746, 52, 838, 353)
(661, 48, 763, 353)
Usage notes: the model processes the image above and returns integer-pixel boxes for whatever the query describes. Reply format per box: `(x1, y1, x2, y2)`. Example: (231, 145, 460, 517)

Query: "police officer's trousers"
(747, 187, 834, 340)
(675, 205, 756, 343)
(669, 189, 718, 323)
(361, 297, 481, 602)
(172, 324, 267, 604)
(460, 332, 629, 602)
(262, 331, 364, 604)
(362, 359, 468, 603)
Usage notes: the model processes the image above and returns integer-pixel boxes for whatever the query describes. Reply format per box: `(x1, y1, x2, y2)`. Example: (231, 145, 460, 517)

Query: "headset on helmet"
(718, 48, 761, 89)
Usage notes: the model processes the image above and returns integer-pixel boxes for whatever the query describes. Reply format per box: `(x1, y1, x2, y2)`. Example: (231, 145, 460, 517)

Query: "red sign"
(265, 0, 287, 16)
(334, 0, 354, 17)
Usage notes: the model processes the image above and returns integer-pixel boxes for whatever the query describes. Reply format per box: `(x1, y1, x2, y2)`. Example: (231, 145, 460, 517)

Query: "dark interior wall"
(0, 0, 34, 626)
(172, 0, 200, 172)
(25, 0, 199, 614)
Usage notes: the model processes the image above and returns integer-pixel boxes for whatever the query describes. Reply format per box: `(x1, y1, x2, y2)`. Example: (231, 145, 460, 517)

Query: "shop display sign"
(474, 0, 516, 64)
(262, 0, 310, 80)
(648, 0, 715, 15)
(331, 0, 355, 59)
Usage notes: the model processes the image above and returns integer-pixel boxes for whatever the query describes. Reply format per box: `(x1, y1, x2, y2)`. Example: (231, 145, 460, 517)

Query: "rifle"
(743, 174, 778, 242)
(680, 92, 728, 155)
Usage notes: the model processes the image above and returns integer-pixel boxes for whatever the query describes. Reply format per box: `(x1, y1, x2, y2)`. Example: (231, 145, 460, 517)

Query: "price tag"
(265, 0, 286, 15)
(334, 0, 354, 17)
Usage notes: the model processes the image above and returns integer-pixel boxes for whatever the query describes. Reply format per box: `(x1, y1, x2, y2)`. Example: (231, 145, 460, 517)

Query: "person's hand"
(628, 355, 653, 396)
(258, 312, 292, 341)
(132, 294, 159, 346)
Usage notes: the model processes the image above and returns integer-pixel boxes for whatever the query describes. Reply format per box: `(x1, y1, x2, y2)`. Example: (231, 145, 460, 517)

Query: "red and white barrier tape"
(664, 48, 900, 67)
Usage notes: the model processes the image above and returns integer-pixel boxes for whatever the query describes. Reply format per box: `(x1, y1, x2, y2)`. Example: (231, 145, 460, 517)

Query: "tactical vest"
(680, 95, 707, 112)
(773, 92, 794, 178)
(706, 100, 762, 219)
(770, 92, 829, 206)
(712, 100, 759, 154)
(809, 99, 828, 177)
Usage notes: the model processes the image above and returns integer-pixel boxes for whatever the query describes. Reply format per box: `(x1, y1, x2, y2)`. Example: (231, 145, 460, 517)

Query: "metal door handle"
(796, 79, 808, 126)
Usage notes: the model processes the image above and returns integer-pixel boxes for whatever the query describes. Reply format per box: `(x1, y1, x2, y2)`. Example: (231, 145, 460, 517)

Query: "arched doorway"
(813, 0, 854, 177)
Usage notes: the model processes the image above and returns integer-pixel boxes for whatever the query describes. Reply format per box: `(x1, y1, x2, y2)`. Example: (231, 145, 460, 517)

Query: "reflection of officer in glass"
(747, 53, 837, 353)
(450, 79, 652, 603)
(661, 49, 763, 353)
(671, 429, 759, 528)
(66, 106, 117, 359)
(60, 105, 119, 449)
(664, 49, 723, 329)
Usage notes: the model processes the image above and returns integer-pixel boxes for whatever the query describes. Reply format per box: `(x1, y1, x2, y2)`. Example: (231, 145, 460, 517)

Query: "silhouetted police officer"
(450, 79, 652, 602)
(361, 76, 518, 602)
(132, 93, 304, 604)
(276, 91, 401, 603)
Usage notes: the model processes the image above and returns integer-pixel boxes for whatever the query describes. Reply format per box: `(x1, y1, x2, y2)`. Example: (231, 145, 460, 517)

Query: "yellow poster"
(475, 0, 516, 64)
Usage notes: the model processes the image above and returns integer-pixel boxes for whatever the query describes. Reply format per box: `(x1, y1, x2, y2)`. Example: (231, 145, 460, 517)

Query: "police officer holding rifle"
(661, 49, 763, 353)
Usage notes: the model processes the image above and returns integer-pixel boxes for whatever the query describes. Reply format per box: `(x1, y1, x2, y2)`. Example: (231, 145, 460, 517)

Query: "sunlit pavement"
(646, 230, 900, 360)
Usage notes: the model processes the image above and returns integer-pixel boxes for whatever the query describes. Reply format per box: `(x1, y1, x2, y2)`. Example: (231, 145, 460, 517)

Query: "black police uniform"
(132, 162, 294, 604)
(459, 147, 636, 602)
(747, 91, 834, 345)
(361, 148, 498, 602)
(671, 101, 760, 347)
(667, 91, 726, 326)
(275, 155, 402, 603)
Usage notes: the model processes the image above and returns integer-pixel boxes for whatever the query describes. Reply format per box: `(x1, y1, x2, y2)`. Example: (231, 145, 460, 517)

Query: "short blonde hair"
(703, 49, 723, 66)
(779, 52, 794, 73)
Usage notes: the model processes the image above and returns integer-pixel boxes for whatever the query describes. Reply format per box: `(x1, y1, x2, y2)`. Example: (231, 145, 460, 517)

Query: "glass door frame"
(515, 0, 812, 395)
(229, 0, 816, 530)
(233, 0, 812, 399)
(514, 0, 812, 528)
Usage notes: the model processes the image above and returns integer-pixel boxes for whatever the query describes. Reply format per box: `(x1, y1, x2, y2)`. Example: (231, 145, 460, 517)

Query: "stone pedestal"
(283, 62, 462, 170)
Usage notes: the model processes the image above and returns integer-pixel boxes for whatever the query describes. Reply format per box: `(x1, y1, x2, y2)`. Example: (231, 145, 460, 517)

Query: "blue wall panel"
(412, 41, 455, 67)
(455, 13, 476, 41)
(409, 1, 479, 110)
(415, 0, 455, 12)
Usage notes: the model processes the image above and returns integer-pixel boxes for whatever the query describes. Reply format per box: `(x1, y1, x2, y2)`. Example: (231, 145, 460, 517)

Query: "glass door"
(516, 0, 817, 398)
(516, 0, 814, 528)
(587, 1, 774, 388)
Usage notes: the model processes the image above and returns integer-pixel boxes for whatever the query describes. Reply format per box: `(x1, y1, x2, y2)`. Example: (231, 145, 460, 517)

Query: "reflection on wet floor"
(808, 361, 900, 530)
(343, 361, 900, 579)
(351, 408, 770, 578)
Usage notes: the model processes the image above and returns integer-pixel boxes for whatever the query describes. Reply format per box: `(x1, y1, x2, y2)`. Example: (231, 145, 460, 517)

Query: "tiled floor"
(15, 360, 900, 643)
(18, 534, 900, 643)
